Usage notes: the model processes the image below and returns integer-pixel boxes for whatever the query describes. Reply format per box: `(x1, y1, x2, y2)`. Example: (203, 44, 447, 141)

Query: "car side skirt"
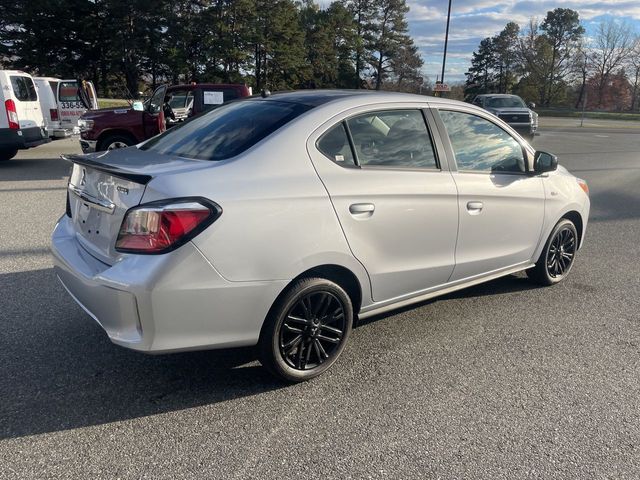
(359, 260, 534, 320)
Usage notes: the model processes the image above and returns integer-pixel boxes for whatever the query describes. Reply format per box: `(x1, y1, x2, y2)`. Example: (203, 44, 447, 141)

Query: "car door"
(57, 80, 87, 130)
(308, 107, 459, 302)
(9, 75, 42, 129)
(434, 107, 545, 281)
(143, 84, 167, 138)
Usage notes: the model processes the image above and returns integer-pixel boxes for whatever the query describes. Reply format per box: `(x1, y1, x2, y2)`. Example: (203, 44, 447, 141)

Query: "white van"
(34, 77, 98, 138)
(0, 70, 49, 161)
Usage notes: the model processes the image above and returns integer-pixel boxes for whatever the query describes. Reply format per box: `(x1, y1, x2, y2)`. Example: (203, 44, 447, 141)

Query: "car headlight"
(78, 119, 94, 132)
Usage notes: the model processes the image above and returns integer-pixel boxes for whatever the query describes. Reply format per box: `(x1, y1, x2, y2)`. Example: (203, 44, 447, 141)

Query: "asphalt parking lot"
(1, 121, 639, 479)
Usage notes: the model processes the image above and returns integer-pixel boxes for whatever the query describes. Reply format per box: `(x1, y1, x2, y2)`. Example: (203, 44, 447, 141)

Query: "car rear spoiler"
(61, 154, 153, 185)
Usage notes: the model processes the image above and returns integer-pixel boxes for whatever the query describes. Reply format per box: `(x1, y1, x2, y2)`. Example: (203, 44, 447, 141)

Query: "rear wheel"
(527, 219, 578, 285)
(0, 148, 18, 161)
(259, 277, 353, 382)
(99, 134, 135, 152)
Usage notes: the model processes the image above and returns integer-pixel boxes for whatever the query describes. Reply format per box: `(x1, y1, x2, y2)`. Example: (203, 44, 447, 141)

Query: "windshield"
(140, 99, 312, 161)
(485, 96, 526, 108)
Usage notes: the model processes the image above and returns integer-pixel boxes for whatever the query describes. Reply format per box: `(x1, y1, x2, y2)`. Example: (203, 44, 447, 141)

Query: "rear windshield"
(10, 76, 38, 101)
(58, 81, 80, 102)
(141, 99, 312, 161)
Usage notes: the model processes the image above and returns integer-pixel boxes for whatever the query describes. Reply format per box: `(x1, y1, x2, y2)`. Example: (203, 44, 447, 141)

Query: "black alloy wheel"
(279, 291, 346, 371)
(527, 218, 578, 285)
(259, 277, 353, 382)
(546, 226, 577, 278)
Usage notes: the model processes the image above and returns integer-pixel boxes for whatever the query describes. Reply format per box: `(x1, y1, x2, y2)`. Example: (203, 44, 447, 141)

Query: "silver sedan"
(51, 91, 590, 382)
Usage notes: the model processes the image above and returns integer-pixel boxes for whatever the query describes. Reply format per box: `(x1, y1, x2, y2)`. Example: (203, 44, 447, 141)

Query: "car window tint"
(346, 110, 437, 169)
(168, 91, 189, 109)
(439, 110, 525, 173)
(317, 123, 356, 166)
(10, 76, 38, 101)
(141, 99, 312, 161)
(58, 81, 80, 102)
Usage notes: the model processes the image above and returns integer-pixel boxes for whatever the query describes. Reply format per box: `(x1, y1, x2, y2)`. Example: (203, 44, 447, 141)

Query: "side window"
(11, 76, 38, 101)
(439, 110, 525, 173)
(317, 123, 356, 167)
(167, 90, 190, 109)
(346, 110, 437, 168)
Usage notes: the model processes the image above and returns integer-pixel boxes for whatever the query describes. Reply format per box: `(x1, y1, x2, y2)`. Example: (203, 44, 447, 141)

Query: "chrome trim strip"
(68, 184, 116, 214)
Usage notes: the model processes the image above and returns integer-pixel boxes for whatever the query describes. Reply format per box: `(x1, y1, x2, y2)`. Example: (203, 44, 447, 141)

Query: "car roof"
(167, 83, 247, 92)
(476, 94, 521, 98)
(258, 89, 465, 108)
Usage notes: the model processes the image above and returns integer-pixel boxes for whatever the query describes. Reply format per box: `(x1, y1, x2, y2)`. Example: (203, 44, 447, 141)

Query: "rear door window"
(317, 123, 356, 167)
(10, 76, 38, 101)
(346, 110, 438, 169)
(58, 81, 80, 102)
(141, 99, 312, 161)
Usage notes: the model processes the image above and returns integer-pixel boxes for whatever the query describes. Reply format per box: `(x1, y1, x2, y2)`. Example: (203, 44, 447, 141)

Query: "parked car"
(52, 91, 590, 382)
(77, 83, 251, 153)
(471, 94, 538, 140)
(0, 70, 50, 161)
(34, 77, 98, 138)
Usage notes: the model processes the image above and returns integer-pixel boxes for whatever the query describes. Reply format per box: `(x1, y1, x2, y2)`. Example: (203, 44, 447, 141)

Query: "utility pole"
(440, 0, 453, 88)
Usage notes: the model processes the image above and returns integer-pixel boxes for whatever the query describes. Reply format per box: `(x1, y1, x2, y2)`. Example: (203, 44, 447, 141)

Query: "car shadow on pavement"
(0, 155, 73, 183)
(0, 268, 284, 440)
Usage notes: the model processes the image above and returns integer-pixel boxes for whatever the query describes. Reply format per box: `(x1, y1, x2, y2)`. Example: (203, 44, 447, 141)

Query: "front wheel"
(527, 219, 578, 285)
(258, 277, 353, 382)
(0, 147, 18, 161)
(99, 134, 134, 152)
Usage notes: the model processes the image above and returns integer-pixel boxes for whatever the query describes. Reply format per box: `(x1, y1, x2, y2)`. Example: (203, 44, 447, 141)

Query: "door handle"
(466, 201, 483, 214)
(349, 203, 375, 216)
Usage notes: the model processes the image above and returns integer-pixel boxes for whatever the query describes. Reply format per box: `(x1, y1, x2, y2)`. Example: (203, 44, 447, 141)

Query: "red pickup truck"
(78, 83, 251, 153)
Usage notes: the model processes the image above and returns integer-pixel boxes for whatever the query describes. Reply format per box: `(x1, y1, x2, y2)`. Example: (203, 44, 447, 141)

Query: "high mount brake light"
(115, 199, 221, 254)
(5, 100, 19, 130)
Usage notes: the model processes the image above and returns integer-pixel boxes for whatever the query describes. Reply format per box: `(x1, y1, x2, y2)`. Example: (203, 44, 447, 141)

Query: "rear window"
(10, 76, 38, 101)
(141, 99, 312, 161)
(58, 81, 80, 102)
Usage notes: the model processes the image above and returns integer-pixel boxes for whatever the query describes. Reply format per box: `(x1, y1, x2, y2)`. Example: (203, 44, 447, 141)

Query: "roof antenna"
(261, 89, 271, 98)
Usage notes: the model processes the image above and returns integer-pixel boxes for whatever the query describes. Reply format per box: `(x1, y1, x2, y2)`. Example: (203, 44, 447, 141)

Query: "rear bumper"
(52, 127, 79, 138)
(0, 126, 50, 150)
(51, 215, 287, 353)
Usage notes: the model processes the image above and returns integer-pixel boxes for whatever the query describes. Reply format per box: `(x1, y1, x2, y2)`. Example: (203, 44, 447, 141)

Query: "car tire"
(258, 277, 353, 382)
(527, 219, 578, 286)
(98, 134, 135, 152)
(0, 148, 18, 161)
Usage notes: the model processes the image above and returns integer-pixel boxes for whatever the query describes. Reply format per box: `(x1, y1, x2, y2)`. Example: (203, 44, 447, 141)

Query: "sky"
(406, 0, 640, 83)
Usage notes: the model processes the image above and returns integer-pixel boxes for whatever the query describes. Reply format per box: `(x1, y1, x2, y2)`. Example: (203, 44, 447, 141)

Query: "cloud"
(406, 0, 640, 82)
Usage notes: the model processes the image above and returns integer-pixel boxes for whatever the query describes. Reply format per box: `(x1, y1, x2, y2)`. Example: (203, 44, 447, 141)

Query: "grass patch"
(97, 98, 131, 109)
(537, 109, 640, 122)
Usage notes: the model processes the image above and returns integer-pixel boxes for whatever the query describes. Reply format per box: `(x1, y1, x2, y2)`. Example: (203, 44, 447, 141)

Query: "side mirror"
(528, 102, 536, 109)
(534, 151, 558, 173)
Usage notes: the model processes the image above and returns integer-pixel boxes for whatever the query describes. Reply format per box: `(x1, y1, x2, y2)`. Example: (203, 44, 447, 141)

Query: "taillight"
(50, 108, 59, 121)
(5, 100, 19, 129)
(115, 198, 221, 254)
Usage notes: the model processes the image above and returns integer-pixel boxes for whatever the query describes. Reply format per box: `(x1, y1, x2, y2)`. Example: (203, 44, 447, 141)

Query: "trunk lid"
(64, 148, 211, 264)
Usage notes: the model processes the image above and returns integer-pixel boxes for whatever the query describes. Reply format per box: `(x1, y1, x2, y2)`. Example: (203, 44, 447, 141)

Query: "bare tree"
(591, 19, 635, 108)
(627, 36, 640, 111)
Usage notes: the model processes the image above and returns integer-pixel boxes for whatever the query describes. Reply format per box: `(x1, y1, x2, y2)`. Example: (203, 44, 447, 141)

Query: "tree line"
(0, 0, 424, 98)
(465, 8, 640, 111)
